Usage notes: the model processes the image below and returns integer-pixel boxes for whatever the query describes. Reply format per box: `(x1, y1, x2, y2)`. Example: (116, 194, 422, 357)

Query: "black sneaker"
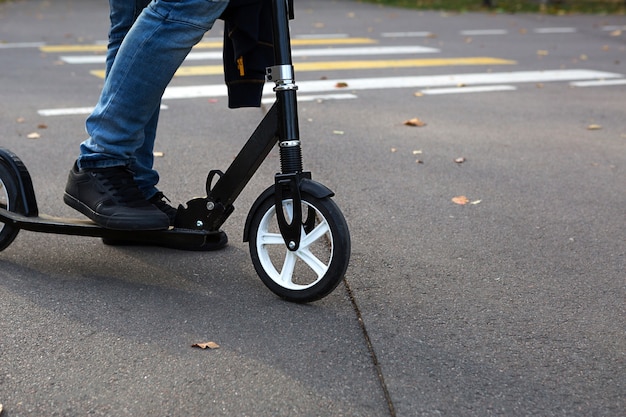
(148, 191, 178, 226)
(63, 162, 170, 230)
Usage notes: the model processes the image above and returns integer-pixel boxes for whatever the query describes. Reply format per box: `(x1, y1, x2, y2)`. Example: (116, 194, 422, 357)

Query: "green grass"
(360, 0, 626, 14)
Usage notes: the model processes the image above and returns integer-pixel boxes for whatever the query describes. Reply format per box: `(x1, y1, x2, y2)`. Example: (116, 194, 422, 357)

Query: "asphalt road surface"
(0, 0, 624, 416)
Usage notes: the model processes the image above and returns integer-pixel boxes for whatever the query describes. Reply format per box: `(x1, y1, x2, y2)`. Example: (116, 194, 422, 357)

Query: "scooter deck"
(0, 208, 227, 251)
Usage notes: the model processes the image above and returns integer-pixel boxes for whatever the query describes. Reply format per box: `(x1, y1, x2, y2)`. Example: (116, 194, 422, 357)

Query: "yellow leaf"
(537, 50, 549, 56)
(404, 117, 426, 127)
(153, 151, 165, 157)
(335, 82, 349, 88)
(452, 196, 470, 205)
(192, 341, 220, 350)
(587, 124, 602, 130)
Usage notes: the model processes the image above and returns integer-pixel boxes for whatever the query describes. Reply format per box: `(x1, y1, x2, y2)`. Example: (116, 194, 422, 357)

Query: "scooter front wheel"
(248, 192, 350, 303)
(0, 158, 22, 250)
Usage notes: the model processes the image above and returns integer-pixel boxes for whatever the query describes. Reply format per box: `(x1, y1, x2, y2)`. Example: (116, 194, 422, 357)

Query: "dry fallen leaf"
(153, 151, 165, 157)
(26, 132, 41, 139)
(192, 341, 220, 350)
(454, 157, 466, 164)
(415, 159, 424, 164)
(335, 82, 349, 88)
(37, 123, 48, 129)
(414, 91, 424, 97)
(470, 199, 482, 205)
(452, 196, 470, 205)
(412, 150, 423, 155)
(390, 147, 397, 153)
(332, 130, 344, 135)
(537, 50, 549, 56)
(404, 117, 426, 127)
(610, 29, 622, 37)
(587, 124, 602, 130)
(16, 117, 25, 123)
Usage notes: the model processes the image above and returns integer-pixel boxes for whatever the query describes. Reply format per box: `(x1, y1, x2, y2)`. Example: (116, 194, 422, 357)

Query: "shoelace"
(150, 192, 178, 222)
(95, 167, 149, 208)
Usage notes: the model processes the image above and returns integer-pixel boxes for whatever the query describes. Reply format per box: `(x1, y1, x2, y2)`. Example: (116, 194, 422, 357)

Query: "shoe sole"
(64, 192, 169, 231)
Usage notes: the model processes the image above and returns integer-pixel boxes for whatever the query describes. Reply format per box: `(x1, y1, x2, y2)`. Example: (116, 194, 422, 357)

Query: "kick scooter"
(0, 0, 351, 303)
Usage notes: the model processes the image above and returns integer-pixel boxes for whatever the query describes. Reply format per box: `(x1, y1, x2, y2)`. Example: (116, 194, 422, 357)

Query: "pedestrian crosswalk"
(36, 31, 625, 116)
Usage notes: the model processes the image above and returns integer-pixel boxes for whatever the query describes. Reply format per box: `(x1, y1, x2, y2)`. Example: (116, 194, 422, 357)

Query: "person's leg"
(79, 0, 228, 170)
(107, 0, 152, 74)
(106, 0, 162, 200)
(68, 0, 229, 229)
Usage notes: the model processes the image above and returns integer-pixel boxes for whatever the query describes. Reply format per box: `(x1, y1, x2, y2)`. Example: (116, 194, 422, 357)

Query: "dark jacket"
(220, 0, 274, 108)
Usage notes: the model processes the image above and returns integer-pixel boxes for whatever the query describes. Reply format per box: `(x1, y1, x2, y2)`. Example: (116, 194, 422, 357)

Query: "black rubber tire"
(248, 192, 350, 303)
(0, 159, 22, 251)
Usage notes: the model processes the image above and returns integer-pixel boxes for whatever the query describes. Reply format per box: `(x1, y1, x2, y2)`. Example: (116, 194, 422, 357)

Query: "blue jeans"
(78, 0, 229, 199)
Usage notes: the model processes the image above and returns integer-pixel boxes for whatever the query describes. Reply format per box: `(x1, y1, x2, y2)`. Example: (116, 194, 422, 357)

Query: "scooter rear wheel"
(0, 159, 22, 250)
(248, 192, 350, 303)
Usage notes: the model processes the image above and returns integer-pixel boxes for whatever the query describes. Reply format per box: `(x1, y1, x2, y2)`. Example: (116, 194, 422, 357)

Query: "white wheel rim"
(255, 200, 334, 290)
(0, 179, 8, 233)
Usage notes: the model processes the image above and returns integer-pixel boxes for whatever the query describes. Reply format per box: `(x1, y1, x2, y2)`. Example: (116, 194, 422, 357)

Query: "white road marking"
(0, 42, 45, 49)
(261, 93, 357, 105)
(420, 85, 517, 95)
(36, 95, 357, 117)
(38, 104, 168, 117)
(38, 107, 95, 116)
(601, 25, 626, 31)
(460, 29, 508, 36)
(160, 69, 622, 100)
(381, 32, 434, 38)
(293, 34, 349, 39)
(534, 27, 577, 34)
(570, 79, 626, 87)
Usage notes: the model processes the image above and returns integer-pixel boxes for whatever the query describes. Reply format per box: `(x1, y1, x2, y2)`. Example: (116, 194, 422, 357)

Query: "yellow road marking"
(91, 57, 515, 79)
(39, 37, 376, 53)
